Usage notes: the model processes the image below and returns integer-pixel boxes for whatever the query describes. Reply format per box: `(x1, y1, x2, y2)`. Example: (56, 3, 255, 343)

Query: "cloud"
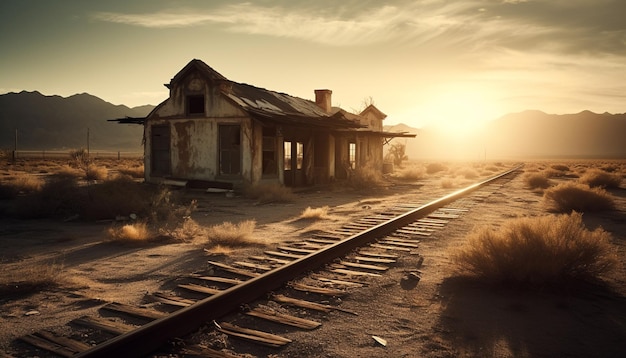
(92, 1, 626, 56)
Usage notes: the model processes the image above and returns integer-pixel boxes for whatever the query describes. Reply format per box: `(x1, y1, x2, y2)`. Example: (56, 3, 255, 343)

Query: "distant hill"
(386, 110, 626, 160)
(0, 91, 153, 151)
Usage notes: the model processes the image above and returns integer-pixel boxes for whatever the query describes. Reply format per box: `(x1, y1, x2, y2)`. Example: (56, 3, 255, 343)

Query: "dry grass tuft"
(243, 182, 296, 204)
(164, 217, 207, 242)
(348, 165, 385, 190)
(0, 262, 66, 296)
(524, 172, 552, 190)
(391, 166, 426, 181)
(55, 165, 84, 179)
(205, 220, 260, 247)
(85, 165, 108, 181)
(426, 162, 447, 174)
(544, 182, 615, 213)
(204, 245, 233, 256)
(299, 206, 330, 220)
(117, 165, 145, 179)
(579, 168, 622, 189)
(107, 222, 152, 242)
(454, 212, 618, 286)
(550, 164, 570, 172)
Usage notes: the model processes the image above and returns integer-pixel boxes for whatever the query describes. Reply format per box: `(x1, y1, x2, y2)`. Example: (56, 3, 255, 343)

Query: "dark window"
(219, 125, 241, 175)
(187, 95, 205, 115)
(262, 127, 277, 176)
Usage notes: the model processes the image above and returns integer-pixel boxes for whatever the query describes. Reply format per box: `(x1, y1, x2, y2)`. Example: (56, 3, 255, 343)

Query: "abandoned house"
(128, 59, 414, 188)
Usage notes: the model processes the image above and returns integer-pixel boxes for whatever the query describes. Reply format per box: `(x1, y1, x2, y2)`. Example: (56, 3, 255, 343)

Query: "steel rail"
(77, 165, 522, 358)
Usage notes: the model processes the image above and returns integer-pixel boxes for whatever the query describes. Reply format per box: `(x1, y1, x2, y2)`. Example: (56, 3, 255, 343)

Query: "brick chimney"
(314, 89, 332, 113)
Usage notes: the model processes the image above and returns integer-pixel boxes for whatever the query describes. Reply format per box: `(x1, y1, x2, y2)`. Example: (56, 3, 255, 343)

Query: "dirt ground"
(1, 161, 625, 358)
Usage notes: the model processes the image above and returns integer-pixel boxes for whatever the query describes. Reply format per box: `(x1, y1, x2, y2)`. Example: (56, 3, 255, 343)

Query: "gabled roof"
(360, 104, 387, 120)
(165, 59, 227, 89)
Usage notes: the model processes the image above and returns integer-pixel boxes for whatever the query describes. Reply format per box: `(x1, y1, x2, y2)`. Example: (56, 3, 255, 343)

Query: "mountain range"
(386, 110, 626, 160)
(0, 91, 152, 151)
(1, 91, 624, 159)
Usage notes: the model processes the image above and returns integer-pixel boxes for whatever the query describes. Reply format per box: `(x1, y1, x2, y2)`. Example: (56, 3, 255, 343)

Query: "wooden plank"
(338, 261, 388, 271)
(383, 236, 421, 243)
(233, 261, 272, 271)
(312, 232, 345, 240)
(189, 275, 243, 285)
(377, 240, 419, 248)
(276, 246, 316, 254)
(330, 268, 382, 277)
(182, 345, 242, 358)
(416, 218, 448, 224)
(152, 292, 196, 307)
(306, 238, 338, 244)
(19, 334, 76, 358)
(72, 316, 134, 336)
(352, 256, 396, 264)
(36, 331, 91, 353)
(264, 250, 305, 259)
(290, 283, 347, 296)
(272, 294, 358, 315)
(312, 275, 365, 287)
(357, 251, 399, 259)
(395, 228, 432, 236)
(207, 261, 260, 278)
(246, 307, 321, 330)
(178, 284, 222, 296)
(369, 243, 412, 252)
(216, 322, 291, 347)
(101, 302, 167, 320)
(249, 255, 292, 265)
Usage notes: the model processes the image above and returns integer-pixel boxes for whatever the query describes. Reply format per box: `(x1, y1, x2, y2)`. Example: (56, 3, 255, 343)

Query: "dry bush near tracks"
(348, 164, 386, 190)
(390, 165, 426, 181)
(454, 212, 618, 286)
(12, 176, 84, 218)
(0, 262, 66, 296)
(205, 220, 260, 247)
(544, 182, 615, 213)
(85, 164, 108, 181)
(300, 206, 330, 220)
(0, 174, 44, 199)
(107, 222, 151, 243)
(243, 182, 296, 204)
(426, 162, 447, 174)
(579, 168, 622, 189)
(524, 172, 552, 190)
(116, 165, 145, 179)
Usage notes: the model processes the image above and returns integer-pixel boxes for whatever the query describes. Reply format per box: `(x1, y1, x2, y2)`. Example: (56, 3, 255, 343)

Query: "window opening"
(219, 125, 241, 175)
(284, 141, 292, 171)
(187, 95, 205, 115)
(349, 142, 356, 169)
(296, 142, 304, 170)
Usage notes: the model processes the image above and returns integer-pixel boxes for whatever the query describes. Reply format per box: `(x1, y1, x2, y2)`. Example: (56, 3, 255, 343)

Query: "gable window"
(219, 125, 241, 175)
(187, 95, 205, 115)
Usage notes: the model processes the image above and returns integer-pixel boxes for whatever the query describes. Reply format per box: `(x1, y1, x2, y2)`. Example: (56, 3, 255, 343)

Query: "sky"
(1, 0, 625, 132)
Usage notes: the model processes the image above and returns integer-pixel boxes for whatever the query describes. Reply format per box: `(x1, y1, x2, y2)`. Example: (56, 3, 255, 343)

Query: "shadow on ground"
(438, 276, 626, 357)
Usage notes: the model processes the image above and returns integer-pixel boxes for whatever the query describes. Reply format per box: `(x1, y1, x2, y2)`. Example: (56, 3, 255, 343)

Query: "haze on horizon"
(1, 0, 625, 133)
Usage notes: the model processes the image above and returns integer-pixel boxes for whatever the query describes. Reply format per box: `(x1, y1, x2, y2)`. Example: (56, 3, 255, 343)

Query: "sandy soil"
(1, 162, 625, 357)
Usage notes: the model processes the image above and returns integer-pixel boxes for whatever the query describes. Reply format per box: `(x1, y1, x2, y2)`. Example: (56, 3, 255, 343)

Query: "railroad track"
(9, 165, 522, 358)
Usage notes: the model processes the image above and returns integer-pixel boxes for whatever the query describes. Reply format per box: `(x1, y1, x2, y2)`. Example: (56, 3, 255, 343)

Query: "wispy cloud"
(93, 1, 626, 56)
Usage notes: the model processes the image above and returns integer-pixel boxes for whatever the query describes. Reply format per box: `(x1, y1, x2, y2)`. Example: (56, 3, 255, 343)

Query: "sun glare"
(418, 85, 501, 138)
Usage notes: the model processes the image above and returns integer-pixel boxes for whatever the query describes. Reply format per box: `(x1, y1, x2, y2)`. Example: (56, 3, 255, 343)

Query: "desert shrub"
(457, 168, 479, 180)
(544, 182, 615, 213)
(161, 217, 206, 242)
(579, 168, 622, 189)
(0, 174, 44, 198)
(0, 262, 66, 296)
(243, 182, 296, 203)
(117, 165, 145, 179)
(348, 165, 385, 190)
(392, 166, 426, 181)
(524, 172, 551, 190)
(54, 165, 84, 179)
(454, 212, 618, 286)
(550, 164, 570, 172)
(300, 206, 330, 220)
(12, 176, 84, 218)
(69, 148, 89, 167)
(426, 162, 447, 174)
(206, 220, 260, 247)
(107, 222, 152, 242)
(85, 164, 108, 181)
